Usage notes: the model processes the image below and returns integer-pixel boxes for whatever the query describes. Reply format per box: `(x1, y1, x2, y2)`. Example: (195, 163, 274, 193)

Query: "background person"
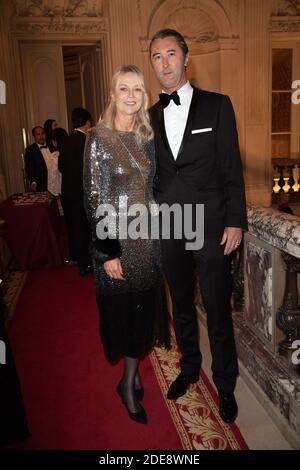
(24, 126, 48, 192)
(44, 119, 59, 152)
(59, 108, 92, 275)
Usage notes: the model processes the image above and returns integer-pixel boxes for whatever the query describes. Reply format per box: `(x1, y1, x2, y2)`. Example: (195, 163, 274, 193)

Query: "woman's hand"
(103, 258, 125, 280)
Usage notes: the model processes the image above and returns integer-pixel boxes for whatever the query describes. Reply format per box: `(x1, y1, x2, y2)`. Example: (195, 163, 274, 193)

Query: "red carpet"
(6, 267, 183, 450)
(5, 267, 248, 450)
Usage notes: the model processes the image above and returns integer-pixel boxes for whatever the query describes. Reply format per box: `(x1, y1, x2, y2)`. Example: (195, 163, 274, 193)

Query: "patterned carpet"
(150, 328, 248, 450)
(3, 271, 27, 324)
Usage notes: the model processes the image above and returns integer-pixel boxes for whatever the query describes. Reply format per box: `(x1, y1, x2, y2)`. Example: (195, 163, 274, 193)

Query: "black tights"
(120, 356, 142, 413)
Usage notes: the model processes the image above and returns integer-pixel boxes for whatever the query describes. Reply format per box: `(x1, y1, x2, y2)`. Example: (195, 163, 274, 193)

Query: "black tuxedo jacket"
(59, 130, 86, 202)
(24, 143, 48, 192)
(150, 87, 247, 237)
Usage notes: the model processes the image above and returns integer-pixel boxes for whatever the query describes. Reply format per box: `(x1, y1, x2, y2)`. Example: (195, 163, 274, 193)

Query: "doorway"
(63, 44, 104, 130)
(20, 41, 105, 144)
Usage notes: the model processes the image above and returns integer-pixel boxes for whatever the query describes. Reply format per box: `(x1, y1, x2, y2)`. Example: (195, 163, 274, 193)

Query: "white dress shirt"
(163, 81, 193, 159)
(38, 144, 61, 195)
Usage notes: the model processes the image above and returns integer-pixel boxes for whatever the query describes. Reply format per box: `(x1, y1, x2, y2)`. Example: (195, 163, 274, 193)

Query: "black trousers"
(161, 235, 238, 394)
(60, 196, 76, 261)
(62, 197, 91, 269)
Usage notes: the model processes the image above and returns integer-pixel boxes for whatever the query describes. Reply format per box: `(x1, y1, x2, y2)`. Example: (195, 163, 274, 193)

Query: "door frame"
(63, 43, 106, 131)
(15, 35, 110, 149)
(11, 17, 111, 153)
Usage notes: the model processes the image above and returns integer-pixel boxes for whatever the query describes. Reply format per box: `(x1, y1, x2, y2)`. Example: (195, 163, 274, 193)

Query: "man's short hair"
(149, 29, 189, 58)
(71, 107, 91, 128)
(32, 126, 43, 136)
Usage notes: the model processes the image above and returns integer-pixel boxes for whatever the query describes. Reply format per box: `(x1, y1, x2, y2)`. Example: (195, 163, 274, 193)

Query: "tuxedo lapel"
(156, 104, 174, 161)
(176, 88, 198, 161)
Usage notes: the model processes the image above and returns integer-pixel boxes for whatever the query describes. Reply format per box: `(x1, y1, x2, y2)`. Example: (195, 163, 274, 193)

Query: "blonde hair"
(98, 65, 153, 144)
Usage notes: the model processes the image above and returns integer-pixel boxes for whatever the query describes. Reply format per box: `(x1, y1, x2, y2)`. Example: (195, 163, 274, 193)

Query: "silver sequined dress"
(84, 125, 170, 362)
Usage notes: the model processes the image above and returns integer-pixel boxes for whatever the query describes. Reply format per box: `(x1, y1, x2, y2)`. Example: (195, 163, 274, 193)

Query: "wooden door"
(20, 43, 68, 141)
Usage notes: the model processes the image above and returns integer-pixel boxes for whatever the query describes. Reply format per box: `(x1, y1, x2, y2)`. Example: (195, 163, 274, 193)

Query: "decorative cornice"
(11, 16, 108, 34)
(271, 0, 300, 16)
(13, 0, 103, 18)
(270, 15, 300, 31)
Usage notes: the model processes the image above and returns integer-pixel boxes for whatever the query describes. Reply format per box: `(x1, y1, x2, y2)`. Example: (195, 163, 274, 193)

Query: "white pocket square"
(191, 128, 212, 134)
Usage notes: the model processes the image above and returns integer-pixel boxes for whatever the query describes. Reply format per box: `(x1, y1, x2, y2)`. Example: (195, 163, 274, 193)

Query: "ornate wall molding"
(164, 7, 218, 43)
(271, 0, 300, 16)
(11, 1, 108, 35)
(11, 16, 108, 35)
(13, 0, 103, 18)
(141, 0, 238, 56)
(147, 0, 234, 41)
(270, 16, 300, 31)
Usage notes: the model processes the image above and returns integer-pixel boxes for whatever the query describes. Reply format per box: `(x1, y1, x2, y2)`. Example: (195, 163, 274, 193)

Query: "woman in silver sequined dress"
(84, 65, 170, 425)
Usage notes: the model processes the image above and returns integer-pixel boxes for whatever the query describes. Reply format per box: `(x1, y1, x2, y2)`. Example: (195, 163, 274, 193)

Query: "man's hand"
(220, 227, 242, 255)
(30, 182, 37, 191)
(104, 258, 125, 280)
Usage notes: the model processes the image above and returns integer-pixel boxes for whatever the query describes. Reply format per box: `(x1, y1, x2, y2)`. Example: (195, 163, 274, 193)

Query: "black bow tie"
(159, 91, 181, 109)
(39, 145, 48, 149)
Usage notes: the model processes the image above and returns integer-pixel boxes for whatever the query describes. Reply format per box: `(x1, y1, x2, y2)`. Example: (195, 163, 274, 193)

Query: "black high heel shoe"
(135, 385, 144, 401)
(134, 372, 144, 401)
(117, 381, 147, 425)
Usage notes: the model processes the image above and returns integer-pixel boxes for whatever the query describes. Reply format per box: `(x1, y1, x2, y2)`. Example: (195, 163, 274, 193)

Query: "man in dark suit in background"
(24, 126, 48, 192)
(149, 29, 247, 423)
(59, 108, 92, 276)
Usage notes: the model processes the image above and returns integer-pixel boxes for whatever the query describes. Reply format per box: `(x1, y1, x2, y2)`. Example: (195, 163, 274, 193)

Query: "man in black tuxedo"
(149, 29, 247, 423)
(24, 126, 48, 192)
(59, 108, 92, 276)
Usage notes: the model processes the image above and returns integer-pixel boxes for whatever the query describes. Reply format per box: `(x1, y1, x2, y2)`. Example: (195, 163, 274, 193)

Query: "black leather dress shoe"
(218, 393, 238, 423)
(117, 381, 147, 424)
(167, 372, 198, 400)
